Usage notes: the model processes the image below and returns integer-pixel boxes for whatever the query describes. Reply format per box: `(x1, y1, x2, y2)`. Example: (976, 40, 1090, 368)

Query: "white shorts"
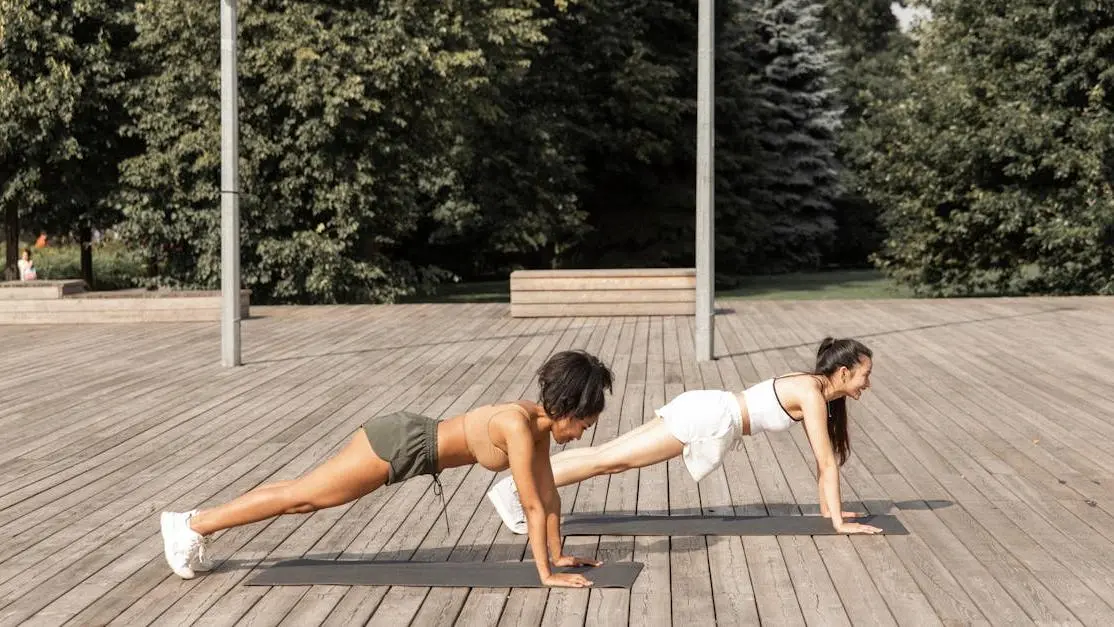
(656, 390, 742, 482)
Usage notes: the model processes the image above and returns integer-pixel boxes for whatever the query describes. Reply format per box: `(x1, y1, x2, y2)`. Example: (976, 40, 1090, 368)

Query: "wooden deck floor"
(2, 297, 1114, 626)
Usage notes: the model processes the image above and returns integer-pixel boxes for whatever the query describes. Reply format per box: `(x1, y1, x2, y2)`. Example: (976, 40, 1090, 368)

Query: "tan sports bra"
(462, 403, 528, 470)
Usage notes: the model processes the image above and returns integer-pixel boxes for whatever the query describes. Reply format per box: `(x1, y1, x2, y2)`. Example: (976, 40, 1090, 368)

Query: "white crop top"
(743, 377, 803, 434)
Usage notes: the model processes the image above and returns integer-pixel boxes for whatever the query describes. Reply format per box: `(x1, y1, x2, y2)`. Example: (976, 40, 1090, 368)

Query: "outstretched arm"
(815, 458, 862, 519)
(534, 442, 602, 569)
(800, 395, 880, 534)
(505, 421, 595, 587)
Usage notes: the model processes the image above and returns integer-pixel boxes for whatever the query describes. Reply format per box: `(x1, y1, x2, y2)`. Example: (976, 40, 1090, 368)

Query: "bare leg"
(550, 417, 683, 487)
(189, 429, 389, 536)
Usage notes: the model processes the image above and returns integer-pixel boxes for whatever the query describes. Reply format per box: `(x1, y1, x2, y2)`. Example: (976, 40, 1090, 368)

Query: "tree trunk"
(146, 251, 158, 287)
(3, 206, 17, 281)
(80, 224, 94, 288)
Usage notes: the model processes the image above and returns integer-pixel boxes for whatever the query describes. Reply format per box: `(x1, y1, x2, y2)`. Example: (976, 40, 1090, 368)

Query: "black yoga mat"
(560, 514, 908, 536)
(246, 559, 644, 588)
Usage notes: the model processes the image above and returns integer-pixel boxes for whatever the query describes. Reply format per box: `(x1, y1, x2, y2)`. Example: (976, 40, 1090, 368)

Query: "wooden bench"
(0, 279, 87, 300)
(510, 268, 696, 317)
(0, 281, 252, 324)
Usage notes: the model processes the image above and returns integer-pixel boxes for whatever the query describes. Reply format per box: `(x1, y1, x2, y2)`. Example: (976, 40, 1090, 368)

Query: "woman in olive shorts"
(160, 350, 614, 588)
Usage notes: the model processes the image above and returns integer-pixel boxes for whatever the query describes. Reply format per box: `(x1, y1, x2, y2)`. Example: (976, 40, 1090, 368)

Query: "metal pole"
(695, 0, 715, 362)
(220, 0, 242, 366)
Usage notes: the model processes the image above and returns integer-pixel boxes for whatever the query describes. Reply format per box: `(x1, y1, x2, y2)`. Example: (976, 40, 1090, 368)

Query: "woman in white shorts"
(486, 337, 883, 536)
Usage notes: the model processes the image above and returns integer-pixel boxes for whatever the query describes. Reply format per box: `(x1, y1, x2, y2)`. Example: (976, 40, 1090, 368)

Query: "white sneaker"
(487, 476, 527, 535)
(161, 510, 205, 579)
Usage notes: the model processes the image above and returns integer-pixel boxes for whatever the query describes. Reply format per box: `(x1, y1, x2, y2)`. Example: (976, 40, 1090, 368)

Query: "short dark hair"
(535, 350, 614, 420)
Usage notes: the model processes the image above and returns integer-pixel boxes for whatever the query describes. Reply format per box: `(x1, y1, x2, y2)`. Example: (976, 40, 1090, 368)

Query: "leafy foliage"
(0, 0, 134, 279)
(860, 0, 1114, 295)
(819, 0, 908, 268)
(12, 0, 1103, 300)
(120, 0, 551, 303)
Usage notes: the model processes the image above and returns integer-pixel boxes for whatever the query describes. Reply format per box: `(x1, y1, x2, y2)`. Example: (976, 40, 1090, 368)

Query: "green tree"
(120, 0, 549, 303)
(0, 0, 133, 283)
(821, 0, 900, 63)
(404, 1, 585, 279)
(820, 0, 908, 268)
(565, 0, 696, 269)
(409, 0, 697, 276)
(861, 0, 1114, 295)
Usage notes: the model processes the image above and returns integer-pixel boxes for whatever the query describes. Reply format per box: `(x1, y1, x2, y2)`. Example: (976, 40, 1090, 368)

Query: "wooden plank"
(811, 300, 1094, 624)
(579, 317, 639, 627)
(684, 316, 762, 625)
(511, 302, 695, 318)
(510, 268, 695, 279)
(1, 298, 1113, 625)
(8, 311, 463, 624)
(624, 317, 671, 627)
(0, 317, 322, 506)
(0, 323, 212, 432)
(182, 312, 535, 626)
(714, 307, 809, 626)
(0, 308, 408, 537)
(0, 331, 217, 467)
(510, 276, 696, 292)
(858, 313, 1114, 617)
(237, 314, 547, 627)
(667, 316, 741, 626)
(511, 289, 695, 304)
(17, 306, 473, 624)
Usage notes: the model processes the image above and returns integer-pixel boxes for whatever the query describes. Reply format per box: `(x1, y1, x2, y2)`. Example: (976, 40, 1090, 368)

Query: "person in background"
(17, 248, 37, 281)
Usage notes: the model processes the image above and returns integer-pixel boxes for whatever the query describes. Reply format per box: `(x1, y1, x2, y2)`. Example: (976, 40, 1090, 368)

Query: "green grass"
(401, 280, 511, 303)
(403, 269, 911, 304)
(1, 241, 145, 291)
(2, 245, 911, 302)
(717, 269, 912, 300)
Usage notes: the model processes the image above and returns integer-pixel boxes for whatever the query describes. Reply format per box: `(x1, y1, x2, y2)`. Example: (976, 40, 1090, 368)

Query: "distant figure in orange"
(34, 232, 47, 248)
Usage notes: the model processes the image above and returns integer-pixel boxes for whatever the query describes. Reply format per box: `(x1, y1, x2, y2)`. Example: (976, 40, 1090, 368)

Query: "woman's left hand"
(552, 554, 602, 568)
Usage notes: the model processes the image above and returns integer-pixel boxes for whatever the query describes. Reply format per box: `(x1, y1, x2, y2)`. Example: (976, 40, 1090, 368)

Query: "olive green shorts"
(363, 411, 439, 485)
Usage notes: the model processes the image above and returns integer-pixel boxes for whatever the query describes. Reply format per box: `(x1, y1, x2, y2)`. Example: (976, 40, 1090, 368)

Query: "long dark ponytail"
(812, 337, 872, 466)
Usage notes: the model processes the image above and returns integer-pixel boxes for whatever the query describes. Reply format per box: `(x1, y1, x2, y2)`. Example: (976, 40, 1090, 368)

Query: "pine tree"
(716, 0, 843, 275)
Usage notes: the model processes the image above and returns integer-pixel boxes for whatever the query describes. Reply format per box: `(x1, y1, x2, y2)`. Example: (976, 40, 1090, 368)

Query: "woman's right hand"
(835, 521, 883, 535)
(542, 572, 594, 588)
